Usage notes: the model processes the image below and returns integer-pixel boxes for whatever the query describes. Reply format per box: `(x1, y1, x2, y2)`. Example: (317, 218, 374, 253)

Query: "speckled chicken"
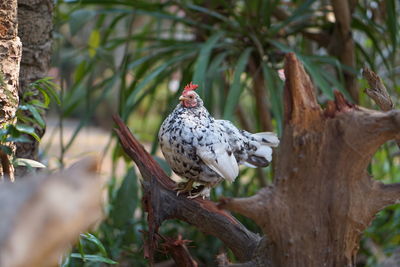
(158, 82, 279, 198)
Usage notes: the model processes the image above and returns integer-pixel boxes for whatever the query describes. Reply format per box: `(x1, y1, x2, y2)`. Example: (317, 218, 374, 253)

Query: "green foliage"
(0, 75, 60, 168)
(52, 0, 400, 266)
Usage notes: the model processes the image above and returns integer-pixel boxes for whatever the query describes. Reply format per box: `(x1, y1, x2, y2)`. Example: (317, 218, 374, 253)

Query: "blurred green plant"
(51, 0, 399, 266)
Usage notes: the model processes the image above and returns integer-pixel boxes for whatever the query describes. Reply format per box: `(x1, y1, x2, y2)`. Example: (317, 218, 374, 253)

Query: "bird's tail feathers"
(252, 132, 280, 147)
(245, 132, 279, 167)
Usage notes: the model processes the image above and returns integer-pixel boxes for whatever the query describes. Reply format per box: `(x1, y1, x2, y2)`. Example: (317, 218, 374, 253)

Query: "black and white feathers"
(158, 83, 279, 197)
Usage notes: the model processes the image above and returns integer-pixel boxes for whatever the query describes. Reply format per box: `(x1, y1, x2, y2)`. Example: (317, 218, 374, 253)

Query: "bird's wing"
(197, 143, 239, 182)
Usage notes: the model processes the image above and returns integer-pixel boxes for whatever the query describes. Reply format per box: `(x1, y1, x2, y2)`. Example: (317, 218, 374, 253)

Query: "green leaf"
(124, 51, 195, 118)
(77, 238, 85, 261)
(41, 80, 61, 105)
(270, 0, 317, 35)
(70, 253, 117, 264)
(110, 167, 138, 228)
(15, 124, 40, 142)
(69, 10, 97, 36)
(301, 57, 333, 99)
(26, 105, 45, 128)
(386, 0, 398, 53)
(352, 17, 390, 70)
(14, 158, 46, 168)
(186, 4, 230, 24)
(63, 76, 117, 152)
(88, 30, 101, 57)
(262, 64, 283, 134)
(223, 48, 252, 120)
(74, 61, 88, 84)
(192, 31, 224, 99)
(0, 145, 12, 155)
(80, 233, 108, 257)
(5, 136, 31, 143)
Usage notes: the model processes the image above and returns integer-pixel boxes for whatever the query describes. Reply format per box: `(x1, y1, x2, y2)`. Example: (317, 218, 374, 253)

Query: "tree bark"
(115, 54, 400, 266)
(0, 0, 22, 181)
(16, 0, 53, 176)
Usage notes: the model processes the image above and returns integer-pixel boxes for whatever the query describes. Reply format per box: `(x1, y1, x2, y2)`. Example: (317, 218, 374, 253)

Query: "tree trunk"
(330, 0, 358, 102)
(0, 0, 22, 181)
(15, 0, 53, 176)
(115, 53, 400, 266)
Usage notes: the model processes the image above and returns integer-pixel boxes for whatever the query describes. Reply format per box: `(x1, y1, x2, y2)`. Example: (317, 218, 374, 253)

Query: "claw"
(187, 187, 210, 199)
(174, 180, 195, 196)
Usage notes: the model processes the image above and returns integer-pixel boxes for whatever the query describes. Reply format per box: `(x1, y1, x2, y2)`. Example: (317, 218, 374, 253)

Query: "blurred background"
(39, 0, 400, 266)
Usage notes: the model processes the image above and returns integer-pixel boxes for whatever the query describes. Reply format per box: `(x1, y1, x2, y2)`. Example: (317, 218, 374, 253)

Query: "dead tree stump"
(115, 53, 400, 267)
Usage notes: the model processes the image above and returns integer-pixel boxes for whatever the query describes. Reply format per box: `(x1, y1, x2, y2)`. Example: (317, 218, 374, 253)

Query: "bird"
(158, 82, 279, 198)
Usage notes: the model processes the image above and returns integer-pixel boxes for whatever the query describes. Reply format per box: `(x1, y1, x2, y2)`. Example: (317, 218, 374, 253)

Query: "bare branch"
(161, 234, 198, 267)
(363, 68, 394, 111)
(362, 67, 400, 149)
(113, 116, 260, 262)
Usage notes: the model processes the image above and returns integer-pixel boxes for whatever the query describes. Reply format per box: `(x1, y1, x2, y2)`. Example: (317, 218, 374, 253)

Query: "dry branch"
(161, 234, 198, 267)
(0, 158, 102, 267)
(363, 68, 394, 111)
(362, 67, 400, 149)
(113, 116, 260, 264)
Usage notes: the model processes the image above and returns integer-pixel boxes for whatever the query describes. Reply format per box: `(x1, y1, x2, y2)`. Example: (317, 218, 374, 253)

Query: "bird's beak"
(179, 95, 186, 101)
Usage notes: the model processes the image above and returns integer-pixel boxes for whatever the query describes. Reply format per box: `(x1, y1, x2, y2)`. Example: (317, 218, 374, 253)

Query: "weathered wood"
(0, 158, 102, 267)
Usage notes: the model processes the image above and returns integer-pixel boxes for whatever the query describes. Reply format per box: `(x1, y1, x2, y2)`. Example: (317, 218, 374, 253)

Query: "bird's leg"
(187, 184, 211, 199)
(174, 180, 195, 196)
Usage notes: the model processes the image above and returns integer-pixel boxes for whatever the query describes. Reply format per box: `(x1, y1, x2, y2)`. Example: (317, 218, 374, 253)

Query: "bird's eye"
(189, 95, 193, 99)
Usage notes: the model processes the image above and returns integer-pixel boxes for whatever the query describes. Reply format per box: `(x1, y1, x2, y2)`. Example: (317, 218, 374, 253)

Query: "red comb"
(183, 82, 198, 91)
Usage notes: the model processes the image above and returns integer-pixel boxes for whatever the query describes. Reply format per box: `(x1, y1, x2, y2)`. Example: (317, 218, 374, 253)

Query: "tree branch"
(362, 67, 400, 149)
(160, 234, 198, 267)
(219, 187, 273, 224)
(113, 116, 260, 263)
(375, 182, 400, 208)
(363, 68, 394, 111)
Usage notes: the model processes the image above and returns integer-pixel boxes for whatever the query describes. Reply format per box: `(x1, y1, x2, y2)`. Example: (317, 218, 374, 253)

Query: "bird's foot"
(174, 180, 195, 196)
(187, 186, 211, 200)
